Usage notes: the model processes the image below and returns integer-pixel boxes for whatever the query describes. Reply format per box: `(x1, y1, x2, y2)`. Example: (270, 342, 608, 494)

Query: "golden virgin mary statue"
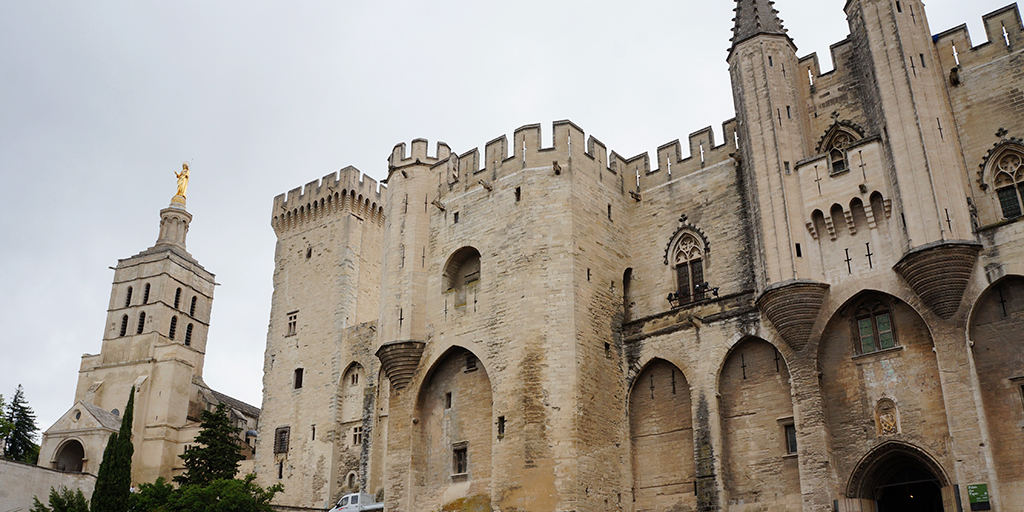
(174, 162, 190, 199)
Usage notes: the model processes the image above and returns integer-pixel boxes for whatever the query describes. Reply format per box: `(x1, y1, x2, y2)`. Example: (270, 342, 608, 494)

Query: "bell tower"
(39, 168, 218, 485)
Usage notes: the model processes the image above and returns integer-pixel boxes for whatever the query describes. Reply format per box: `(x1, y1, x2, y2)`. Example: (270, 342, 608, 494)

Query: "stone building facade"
(255, 1, 1024, 511)
(39, 195, 260, 486)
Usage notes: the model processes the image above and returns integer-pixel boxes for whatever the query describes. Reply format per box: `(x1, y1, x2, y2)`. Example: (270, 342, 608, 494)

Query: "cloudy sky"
(0, 0, 1012, 436)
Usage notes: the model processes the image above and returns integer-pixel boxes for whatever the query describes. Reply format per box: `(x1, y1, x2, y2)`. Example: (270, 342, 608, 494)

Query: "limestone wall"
(0, 459, 96, 512)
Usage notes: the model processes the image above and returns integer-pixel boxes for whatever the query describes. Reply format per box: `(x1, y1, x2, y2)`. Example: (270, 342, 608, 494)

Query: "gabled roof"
(210, 390, 261, 419)
(81, 402, 123, 431)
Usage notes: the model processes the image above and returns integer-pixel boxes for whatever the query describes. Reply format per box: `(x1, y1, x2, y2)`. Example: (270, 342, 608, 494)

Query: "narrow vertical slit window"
(190, 296, 197, 317)
(169, 316, 178, 340)
(136, 311, 146, 334)
(174, 288, 181, 309)
(120, 315, 129, 337)
(294, 368, 304, 389)
(142, 283, 151, 304)
(185, 324, 193, 346)
(125, 286, 133, 307)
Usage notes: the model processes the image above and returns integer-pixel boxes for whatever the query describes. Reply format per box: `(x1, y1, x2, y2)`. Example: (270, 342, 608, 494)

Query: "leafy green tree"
(30, 486, 90, 512)
(163, 474, 282, 512)
(91, 387, 135, 512)
(173, 403, 245, 487)
(130, 477, 174, 512)
(3, 384, 39, 462)
(0, 394, 14, 454)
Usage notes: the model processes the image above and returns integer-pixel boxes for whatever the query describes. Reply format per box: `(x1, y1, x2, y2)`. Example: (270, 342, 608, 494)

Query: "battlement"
(933, 3, 1023, 71)
(636, 120, 739, 191)
(271, 166, 386, 234)
(388, 139, 451, 169)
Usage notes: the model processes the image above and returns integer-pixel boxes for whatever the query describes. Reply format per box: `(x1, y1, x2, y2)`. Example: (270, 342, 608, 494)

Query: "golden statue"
(175, 162, 190, 198)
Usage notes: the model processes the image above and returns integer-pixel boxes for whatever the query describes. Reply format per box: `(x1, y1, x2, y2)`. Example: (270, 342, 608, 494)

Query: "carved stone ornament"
(893, 240, 982, 320)
(756, 279, 830, 351)
(876, 398, 899, 436)
(376, 340, 426, 391)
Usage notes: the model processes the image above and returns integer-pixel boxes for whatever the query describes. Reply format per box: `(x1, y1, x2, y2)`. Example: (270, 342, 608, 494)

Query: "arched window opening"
(125, 286, 133, 307)
(817, 124, 862, 176)
(852, 299, 897, 354)
(169, 316, 178, 340)
(347, 472, 357, 489)
(443, 247, 481, 308)
(55, 439, 85, 473)
(136, 312, 146, 335)
(120, 315, 129, 337)
(174, 288, 182, 309)
(142, 283, 151, 304)
(190, 296, 197, 317)
(671, 233, 705, 304)
(994, 150, 1024, 219)
(185, 323, 193, 346)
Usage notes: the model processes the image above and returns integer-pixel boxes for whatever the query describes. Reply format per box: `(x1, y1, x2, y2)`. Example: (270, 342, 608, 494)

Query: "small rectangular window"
(784, 424, 798, 454)
(515, 187, 521, 202)
(274, 426, 290, 454)
(768, 55, 774, 67)
(287, 312, 298, 336)
(278, 461, 283, 479)
(452, 444, 468, 475)
(919, 54, 926, 68)
(497, 416, 505, 436)
(350, 373, 359, 386)
(294, 368, 304, 389)
(784, 161, 791, 174)
(445, 392, 452, 409)
(786, 106, 791, 119)
(795, 243, 802, 258)
(896, 1, 902, 13)
(607, 204, 612, 221)
(466, 354, 477, 372)
(352, 426, 363, 445)
(453, 211, 459, 224)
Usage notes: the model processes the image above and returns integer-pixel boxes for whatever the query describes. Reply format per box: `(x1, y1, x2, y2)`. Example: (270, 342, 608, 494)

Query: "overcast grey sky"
(1, 0, 1013, 437)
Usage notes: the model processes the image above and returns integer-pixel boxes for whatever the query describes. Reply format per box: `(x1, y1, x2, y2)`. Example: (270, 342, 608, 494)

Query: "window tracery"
(993, 149, 1024, 219)
(672, 232, 706, 304)
(826, 130, 855, 175)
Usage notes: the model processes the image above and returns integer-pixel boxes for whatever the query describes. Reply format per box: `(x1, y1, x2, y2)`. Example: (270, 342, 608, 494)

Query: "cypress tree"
(174, 402, 244, 487)
(91, 387, 135, 512)
(3, 384, 39, 462)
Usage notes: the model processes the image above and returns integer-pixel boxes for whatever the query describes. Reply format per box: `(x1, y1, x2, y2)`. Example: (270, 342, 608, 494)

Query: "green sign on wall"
(967, 484, 989, 503)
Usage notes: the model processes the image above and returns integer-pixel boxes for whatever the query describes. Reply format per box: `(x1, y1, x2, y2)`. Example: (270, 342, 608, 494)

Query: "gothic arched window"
(136, 311, 146, 335)
(827, 130, 855, 175)
(185, 323, 194, 346)
(174, 288, 182, 309)
(993, 150, 1024, 219)
(672, 233, 706, 304)
(120, 315, 129, 337)
(169, 316, 178, 340)
(142, 283, 151, 304)
(852, 299, 896, 354)
(190, 296, 197, 317)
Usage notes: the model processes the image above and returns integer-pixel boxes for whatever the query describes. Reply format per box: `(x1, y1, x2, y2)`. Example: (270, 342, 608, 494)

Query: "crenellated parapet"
(933, 4, 1022, 72)
(388, 120, 740, 201)
(271, 166, 386, 234)
(638, 120, 739, 191)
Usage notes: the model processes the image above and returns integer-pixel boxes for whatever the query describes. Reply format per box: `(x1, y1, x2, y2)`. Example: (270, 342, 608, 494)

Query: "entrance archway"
(55, 439, 85, 472)
(847, 442, 949, 512)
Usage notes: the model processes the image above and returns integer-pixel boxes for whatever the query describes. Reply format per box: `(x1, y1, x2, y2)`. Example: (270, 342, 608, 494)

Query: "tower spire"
(730, 0, 792, 52)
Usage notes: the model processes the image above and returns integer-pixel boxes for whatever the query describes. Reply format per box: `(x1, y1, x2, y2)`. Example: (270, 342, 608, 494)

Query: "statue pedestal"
(171, 194, 186, 206)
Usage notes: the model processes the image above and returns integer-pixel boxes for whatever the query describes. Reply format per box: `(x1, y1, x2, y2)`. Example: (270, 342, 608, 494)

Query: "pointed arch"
(412, 346, 493, 509)
(816, 121, 865, 175)
(628, 358, 695, 510)
(718, 337, 800, 502)
(845, 440, 949, 499)
(981, 141, 1024, 219)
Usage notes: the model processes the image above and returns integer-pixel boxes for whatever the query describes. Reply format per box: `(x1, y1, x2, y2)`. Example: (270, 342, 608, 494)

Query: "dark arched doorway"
(847, 442, 948, 512)
(55, 439, 85, 472)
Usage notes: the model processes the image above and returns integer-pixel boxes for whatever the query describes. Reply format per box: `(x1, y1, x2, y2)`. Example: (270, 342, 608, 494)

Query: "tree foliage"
(91, 387, 135, 512)
(3, 384, 40, 462)
(163, 474, 283, 512)
(0, 394, 14, 444)
(173, 403, 245, 487)
(129, 477, 174, 512)
(30, 486, 90, 512)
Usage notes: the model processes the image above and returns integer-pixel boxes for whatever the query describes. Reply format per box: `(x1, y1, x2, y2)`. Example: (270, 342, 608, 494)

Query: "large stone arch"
(54, 437, 86, 473)
(845, 440, 949, 508)
(968, 275, 1024, 487)
(817, 290, 951, 490)
(718, 337, 800, 505)
(411, 346, 493, 510)
(628, 358, 694, 511)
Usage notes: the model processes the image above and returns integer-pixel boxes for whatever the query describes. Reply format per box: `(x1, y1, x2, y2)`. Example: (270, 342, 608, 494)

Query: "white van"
(328, 492, 384, 512)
